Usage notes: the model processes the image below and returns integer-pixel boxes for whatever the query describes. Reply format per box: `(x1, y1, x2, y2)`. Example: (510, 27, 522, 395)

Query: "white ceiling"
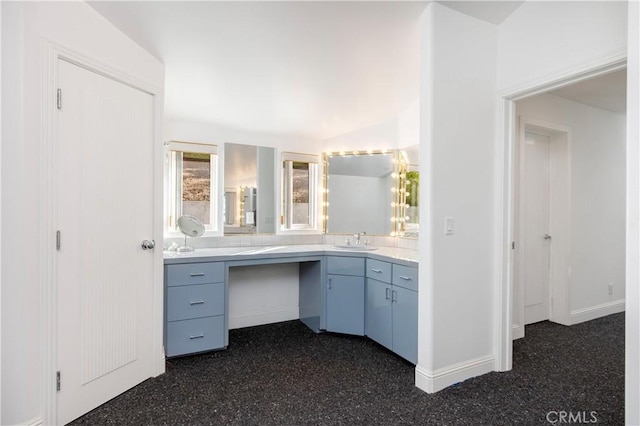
(547, 69, 627, 114)
(89, 1, 426, 140)
(437, 1, 524, 25)
(89, 1, 528, 140)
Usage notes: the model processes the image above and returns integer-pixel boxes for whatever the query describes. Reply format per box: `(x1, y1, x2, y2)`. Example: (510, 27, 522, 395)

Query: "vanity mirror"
(224, 143, 276, 235)
(176, 215, 205, 252)
(398, 145, 419, 238)
(324, 151, 398, 236)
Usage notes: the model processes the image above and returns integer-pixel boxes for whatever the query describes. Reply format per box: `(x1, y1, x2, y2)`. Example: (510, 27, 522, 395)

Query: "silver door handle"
(141, 239, 155, 250)
(544, 234, 552, 240)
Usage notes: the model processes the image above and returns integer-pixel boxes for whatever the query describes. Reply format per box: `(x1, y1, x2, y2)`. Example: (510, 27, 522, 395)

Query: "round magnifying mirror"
(176, 215, 205, 252)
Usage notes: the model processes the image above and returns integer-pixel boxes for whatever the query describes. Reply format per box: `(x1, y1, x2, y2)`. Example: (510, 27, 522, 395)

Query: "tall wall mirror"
(224, 143, 276, 235)
(398, 145, 419, 238)
(324, 151, 397, 235)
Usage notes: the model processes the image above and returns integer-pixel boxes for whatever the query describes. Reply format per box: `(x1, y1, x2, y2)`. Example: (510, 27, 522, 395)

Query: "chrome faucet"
(354, 232, 366, 246)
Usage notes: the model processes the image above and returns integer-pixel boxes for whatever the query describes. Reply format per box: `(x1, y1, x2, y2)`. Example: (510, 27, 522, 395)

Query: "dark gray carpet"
(71, 313, 624, 425)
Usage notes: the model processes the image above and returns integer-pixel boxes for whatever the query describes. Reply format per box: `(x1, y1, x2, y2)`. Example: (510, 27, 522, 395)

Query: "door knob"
(543, 234, 552, 240)
(141, 239, 155, 250)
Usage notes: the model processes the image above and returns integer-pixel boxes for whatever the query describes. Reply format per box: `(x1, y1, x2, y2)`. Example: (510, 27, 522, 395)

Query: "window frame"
(166, 141, 219, 236)
(280, 152, 319, 232)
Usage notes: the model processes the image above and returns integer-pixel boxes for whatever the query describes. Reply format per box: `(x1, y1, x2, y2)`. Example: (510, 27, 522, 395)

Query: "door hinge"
(56, 230, 61, 250)
(56, 371, 61, 391)
(512, 241, 515, 250)
(57, 89, 62, 110)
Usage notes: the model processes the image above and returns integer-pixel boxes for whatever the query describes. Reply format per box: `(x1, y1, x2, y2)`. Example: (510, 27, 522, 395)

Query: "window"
(167, 141, 218, 232)
(281, 152, 318, 230)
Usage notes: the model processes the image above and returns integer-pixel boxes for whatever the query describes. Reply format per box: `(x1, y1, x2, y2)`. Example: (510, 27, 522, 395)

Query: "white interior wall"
(626, 2, 640, 424)
(321, 115, 398, 152)
(398, 99, 420, 149)
(497, 1, 628, 92)
(321, 100, 420, 153)
(416, 3, 497, 393)
(516, 94, 626, 320)
(1, 2, 164, 424)
(228, 264, 299, 329)
(0, 1, 3, 416)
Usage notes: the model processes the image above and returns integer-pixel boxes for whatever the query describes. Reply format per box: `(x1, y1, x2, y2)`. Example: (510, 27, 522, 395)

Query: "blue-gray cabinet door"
(365, 278, 392, 350)
(392, 285, 418, 364)
(326, 274, 365, 336)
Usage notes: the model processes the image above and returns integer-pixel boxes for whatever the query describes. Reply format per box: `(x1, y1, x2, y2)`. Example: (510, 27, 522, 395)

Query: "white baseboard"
(570, 299, 625, 325)
(24, 417, 43, 426)
(415, 355, 495, 393)
(512, 323, 524, 340)
(229, 308, 299, 330)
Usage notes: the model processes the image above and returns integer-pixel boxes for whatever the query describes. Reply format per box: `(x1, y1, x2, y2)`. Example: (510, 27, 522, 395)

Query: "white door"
(523, 131, 552, 325)
(57, 59, 156, 424)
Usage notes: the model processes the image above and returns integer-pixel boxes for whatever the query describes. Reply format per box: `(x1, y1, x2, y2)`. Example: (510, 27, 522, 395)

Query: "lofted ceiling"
(89, 1, 527, 140)
(89, 1, 426, 140)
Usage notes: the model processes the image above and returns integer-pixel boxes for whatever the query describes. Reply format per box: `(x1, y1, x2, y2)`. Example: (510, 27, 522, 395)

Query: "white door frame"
(494, 51, 627, 372)
(40, 41, 165, 424)
(514, 119, 572, 339)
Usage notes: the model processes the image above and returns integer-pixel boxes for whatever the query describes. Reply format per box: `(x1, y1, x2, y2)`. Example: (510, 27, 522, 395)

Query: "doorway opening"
(496, 54, 627, 372)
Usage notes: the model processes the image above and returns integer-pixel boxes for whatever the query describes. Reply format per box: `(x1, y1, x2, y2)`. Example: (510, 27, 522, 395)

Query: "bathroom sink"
(332, 245, 378, 251)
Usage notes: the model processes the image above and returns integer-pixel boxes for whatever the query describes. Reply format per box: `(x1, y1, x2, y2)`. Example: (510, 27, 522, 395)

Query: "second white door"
(523, 131, 552, 324)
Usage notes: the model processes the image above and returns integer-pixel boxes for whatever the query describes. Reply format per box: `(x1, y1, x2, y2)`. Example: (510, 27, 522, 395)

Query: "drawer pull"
(190, 272, 205, 277)
(189, 334, 205, 340)
(189, 300, 205, 305)
(371, 268, 383, 273)
(399, 275, 412, 280)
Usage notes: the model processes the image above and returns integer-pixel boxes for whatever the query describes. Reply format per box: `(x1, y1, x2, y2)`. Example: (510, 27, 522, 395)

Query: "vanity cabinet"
(164, 262, 226, 357)
(325, 256, 365, 336)
(365, 259, 418, 364)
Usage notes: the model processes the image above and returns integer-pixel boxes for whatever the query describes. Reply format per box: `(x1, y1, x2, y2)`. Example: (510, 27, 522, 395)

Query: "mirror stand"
(177, 215, 205, 252)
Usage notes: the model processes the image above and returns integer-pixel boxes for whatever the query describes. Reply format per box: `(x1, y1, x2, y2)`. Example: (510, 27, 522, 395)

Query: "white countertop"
(164, 244, 419, 265)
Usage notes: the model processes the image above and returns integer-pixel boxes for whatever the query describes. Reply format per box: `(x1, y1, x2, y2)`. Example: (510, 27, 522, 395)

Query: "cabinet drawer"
(327, 256, 364, 276)
(166, 316, 225, 357)
(392, 264, 418, 291)
(167, 283, 225, 321)
(166, 262, 225, 286)
(366, 259, 392, 283)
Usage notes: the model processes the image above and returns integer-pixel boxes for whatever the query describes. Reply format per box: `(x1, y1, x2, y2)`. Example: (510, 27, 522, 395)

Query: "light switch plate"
(445, 216, 454, 235)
